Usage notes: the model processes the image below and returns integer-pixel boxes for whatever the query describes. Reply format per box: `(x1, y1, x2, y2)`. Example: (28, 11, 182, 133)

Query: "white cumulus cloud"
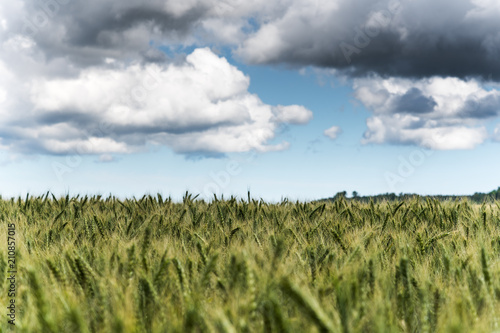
(324, 126, 342, 140)
(353, 76, 500, 150)
(1, 48, 312, 156)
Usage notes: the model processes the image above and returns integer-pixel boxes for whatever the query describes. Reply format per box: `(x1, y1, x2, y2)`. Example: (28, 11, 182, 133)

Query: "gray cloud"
(8, 0, 500, 80)
(3, 0, 212, 70)
(394, 88, 437, 114)
(237, 0, 500, 80)
(458, 95, 500, 119)
(354, 76, 500, 149)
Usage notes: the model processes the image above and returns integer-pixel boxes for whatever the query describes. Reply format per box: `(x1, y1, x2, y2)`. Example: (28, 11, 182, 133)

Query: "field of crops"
(1, 193, 500, 332)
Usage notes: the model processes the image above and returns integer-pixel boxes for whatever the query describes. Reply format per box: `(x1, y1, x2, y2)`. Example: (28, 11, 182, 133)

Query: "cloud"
(236, 0, 500, 80)
(353, 76, 500, 149)
(363, 116, 488, 150)
(3, 0, 203, 67)
(0, 47, 312, 156)
(494, 124, 500, 142)
(6, 0, 500, 80)
(274, 105, 312, 124)
(3, 0, 500, 81)
(394, 88, 437, 114)
(2, 0, 500, 156)
(0, 0, 277, 69)
(324, 126, 343, 140)
(0, 1, 315, 158)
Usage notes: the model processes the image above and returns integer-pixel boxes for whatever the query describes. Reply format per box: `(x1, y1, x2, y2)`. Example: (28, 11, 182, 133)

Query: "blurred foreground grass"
(1, 193, 500, 332)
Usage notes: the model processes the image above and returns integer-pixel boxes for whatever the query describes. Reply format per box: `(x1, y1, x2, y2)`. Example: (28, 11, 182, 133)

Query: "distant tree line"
(322, 187, 500, 203)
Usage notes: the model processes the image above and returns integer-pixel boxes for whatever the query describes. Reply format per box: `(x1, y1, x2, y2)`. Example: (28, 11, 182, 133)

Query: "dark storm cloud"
(338, 35, 499, 80)
(16, 0, 500, 80)
(238, 0, 500, 80)
(14, 0, 210, 67)
(62, 6, 206, 48)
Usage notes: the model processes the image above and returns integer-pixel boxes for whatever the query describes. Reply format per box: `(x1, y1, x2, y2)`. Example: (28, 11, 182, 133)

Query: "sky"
(0, 0, 500, 201)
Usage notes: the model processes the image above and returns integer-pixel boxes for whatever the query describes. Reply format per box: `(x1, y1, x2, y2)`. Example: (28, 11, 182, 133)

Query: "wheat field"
(1, 193, 500, 332)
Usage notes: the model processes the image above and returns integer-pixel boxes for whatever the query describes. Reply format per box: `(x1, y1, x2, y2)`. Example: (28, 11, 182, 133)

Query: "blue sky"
(0, 0, 500, 201)
(1, 61, 499, 201)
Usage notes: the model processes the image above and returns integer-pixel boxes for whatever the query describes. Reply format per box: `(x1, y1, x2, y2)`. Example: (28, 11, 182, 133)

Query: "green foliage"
(1, 194, 500, 332)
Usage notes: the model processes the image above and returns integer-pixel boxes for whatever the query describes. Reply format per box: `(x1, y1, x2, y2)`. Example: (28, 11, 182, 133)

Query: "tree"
(334, 191, 347, 200)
